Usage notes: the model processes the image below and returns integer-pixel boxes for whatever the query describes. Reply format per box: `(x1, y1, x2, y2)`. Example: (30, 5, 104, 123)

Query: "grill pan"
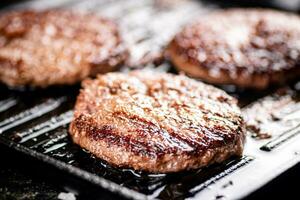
(0, 0, 300, 199)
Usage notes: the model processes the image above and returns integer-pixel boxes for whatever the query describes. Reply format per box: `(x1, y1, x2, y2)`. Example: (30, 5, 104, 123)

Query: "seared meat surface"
(167, 9, 300, 89)
(0, 10, 127, 88)
(69, 71, 245, 173)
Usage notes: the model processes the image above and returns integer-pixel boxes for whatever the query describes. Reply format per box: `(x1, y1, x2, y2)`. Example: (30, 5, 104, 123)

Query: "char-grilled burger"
(167, 9, 300, 89)
(69, 71, 246, 173)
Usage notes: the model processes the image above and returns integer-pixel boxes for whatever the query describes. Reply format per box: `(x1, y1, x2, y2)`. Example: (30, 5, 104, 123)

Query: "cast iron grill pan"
(0, 0, 300, 199)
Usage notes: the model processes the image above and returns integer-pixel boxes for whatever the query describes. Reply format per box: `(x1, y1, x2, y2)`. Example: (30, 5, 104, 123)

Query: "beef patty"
(0, 10, 127, 88)
(69, 71, 246, 173)
(167, 9, 300, 89)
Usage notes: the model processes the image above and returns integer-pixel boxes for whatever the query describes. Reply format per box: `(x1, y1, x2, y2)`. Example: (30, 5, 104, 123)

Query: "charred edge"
(260, 124, 300, 152)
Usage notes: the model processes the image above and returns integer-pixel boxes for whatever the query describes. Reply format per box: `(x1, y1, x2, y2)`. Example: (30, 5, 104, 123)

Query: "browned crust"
(167, 41, 300, 89)
(0, 10, 128, 88)
(69, 71, 246, 173)
(70, 120, 243, 173)
(166, 9, 300, 89)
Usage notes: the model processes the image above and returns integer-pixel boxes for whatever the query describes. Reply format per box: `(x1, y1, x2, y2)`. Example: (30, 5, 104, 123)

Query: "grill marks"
(74, 114, 161, 157)
(74, 113, 184, 158)
(74, 73, 242, 158)
(114, 111, 194, 155)
(0, 0, 298, 197)
(69, 71, 245, 172)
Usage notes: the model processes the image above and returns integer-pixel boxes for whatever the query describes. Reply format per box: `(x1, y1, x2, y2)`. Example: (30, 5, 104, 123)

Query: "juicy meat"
(69, 71, 246, 173)
(0, 10, 127, 88)
(167, 9, 300, 89)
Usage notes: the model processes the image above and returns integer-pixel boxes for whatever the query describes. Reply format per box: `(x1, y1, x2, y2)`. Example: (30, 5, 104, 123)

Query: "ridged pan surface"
(0, 0, 300, 199)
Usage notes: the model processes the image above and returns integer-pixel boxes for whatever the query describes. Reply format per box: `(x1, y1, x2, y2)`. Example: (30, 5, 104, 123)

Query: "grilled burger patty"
(69, 71, 246, 173)
(0, 10, 127, 88)
(167, 9, 300, 89)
